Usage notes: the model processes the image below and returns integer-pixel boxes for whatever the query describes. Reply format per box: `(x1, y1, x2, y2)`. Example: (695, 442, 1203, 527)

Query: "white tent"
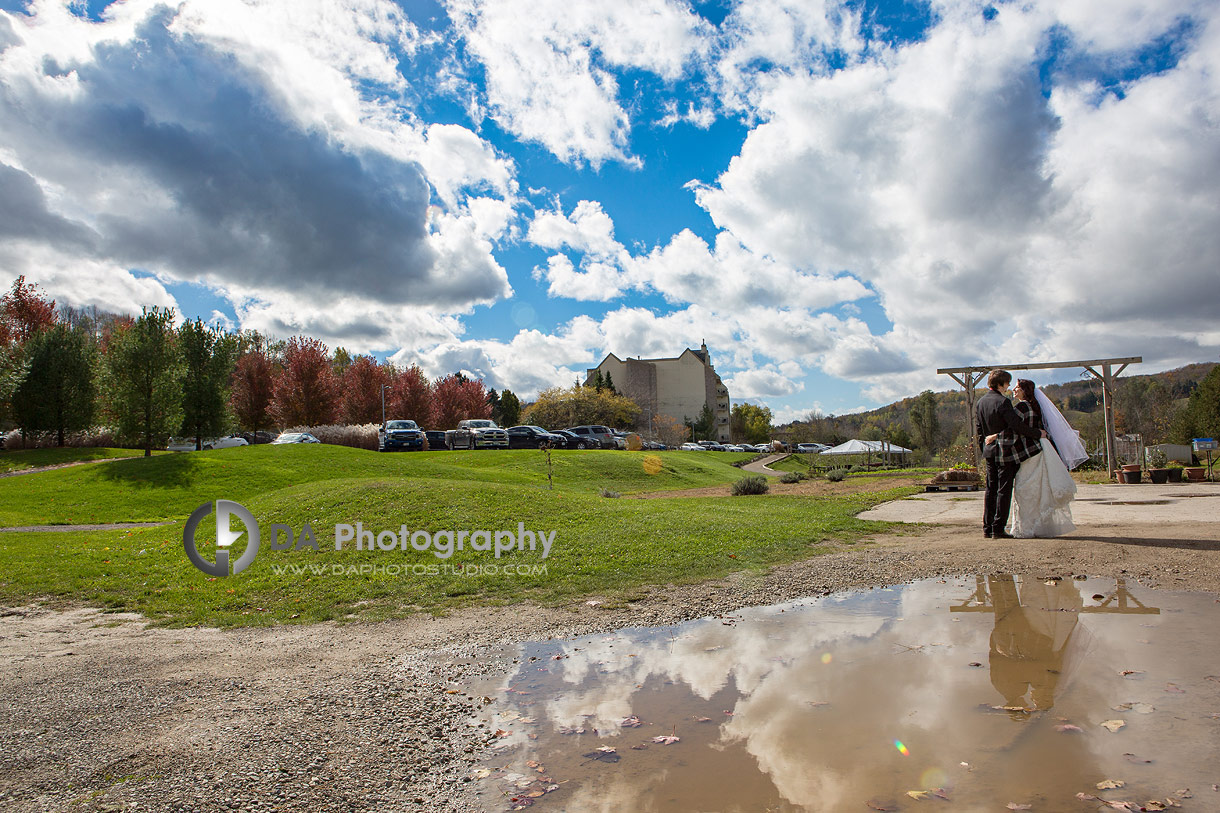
(820, 439, 912, 456)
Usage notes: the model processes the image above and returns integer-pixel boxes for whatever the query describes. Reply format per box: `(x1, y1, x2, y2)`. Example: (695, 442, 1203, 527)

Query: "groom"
(976, 369, 1046, 538)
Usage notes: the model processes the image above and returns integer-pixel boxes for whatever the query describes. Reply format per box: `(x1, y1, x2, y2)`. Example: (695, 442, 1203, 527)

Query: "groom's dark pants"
(984, 459, 1020, 535)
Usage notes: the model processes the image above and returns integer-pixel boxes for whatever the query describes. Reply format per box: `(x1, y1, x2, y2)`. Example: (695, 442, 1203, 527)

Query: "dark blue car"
(378, 420, 425, 452)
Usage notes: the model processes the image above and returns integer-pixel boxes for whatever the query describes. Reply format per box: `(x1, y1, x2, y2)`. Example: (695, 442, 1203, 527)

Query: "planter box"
(1186, 467, 1206, 482)
(1120, 470, 1142, 484)
(1121, 464, 1142, 473)
(1148, 468, 1169, 484)
(1167, 468, 1184, 483)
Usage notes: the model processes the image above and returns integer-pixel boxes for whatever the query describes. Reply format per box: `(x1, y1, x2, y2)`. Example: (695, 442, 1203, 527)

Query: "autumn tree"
(730, 403, 773, 444)
(522, 385, 640, 430)
(1171, 365, 1220, 443)
(433, 373, 492, 428)
(100, 307, 184, 456)
(341, 355, 390, 425)
(910, 390, 940, 454)
(13, 324, 96, 446)
(1, 275, 56, 344)
(178, 319, 237, 450)
(386, 364, 435, 426)
(230, 350, 276, 440)
(271, 337, 340, 426)
(654, 413, 689, 448)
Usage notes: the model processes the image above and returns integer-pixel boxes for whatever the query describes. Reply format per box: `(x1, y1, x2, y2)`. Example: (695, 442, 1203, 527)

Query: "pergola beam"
(936, 356, 1142, 477)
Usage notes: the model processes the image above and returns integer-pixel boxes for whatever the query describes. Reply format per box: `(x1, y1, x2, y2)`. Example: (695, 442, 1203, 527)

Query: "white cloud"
(446, 0, 710, 166)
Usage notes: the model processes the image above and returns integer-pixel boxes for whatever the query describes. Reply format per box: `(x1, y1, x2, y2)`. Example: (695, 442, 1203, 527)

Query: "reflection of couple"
(988, 575, 1083, 710)
(976, 370, 1088, 538)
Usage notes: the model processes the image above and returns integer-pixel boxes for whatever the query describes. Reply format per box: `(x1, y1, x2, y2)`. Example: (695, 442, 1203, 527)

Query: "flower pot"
(1120, 470, 1142, 484)
(1121, 464, 1142, 473)
(1186, 467, 1206, 481)
(1167, 468, 1183, 483)
(1148, 468, 1169, 484)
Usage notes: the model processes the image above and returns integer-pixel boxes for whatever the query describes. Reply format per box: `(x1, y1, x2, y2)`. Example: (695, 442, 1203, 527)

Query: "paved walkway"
(741, 453, 789, 476)
(857, 481, 1220, 525)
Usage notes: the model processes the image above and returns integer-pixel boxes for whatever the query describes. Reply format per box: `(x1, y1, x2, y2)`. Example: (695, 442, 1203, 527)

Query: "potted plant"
(1166, 461, 1185, 483)
(1186, 464, 1207, 482)
(1147, 449, 1169, 484)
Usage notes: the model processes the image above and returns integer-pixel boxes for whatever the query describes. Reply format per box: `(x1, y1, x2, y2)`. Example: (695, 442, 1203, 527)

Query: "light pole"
(381, 384, 390, 428)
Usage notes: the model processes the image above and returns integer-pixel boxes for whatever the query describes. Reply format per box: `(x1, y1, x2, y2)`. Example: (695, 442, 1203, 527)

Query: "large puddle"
(467, 576, 1220, 812)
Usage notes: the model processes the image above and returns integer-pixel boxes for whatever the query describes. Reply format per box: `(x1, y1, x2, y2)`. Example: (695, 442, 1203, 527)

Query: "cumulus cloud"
(446, 0, 710, 166)
(0, 0, 513, 315)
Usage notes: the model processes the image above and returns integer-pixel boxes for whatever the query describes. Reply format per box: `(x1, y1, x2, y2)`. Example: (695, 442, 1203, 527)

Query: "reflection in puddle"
(469, 577, 1220, 812)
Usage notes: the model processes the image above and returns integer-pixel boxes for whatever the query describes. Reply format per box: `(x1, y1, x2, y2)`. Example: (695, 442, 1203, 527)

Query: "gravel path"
(2, 511, 1219, 812)
(740, 453, 787, 476)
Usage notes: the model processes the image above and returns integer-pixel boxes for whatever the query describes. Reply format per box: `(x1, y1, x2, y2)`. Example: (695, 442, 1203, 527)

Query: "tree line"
(0, 278, 525, 456)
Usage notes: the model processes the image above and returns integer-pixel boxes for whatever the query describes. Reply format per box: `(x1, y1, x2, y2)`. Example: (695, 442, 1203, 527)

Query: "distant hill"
(776, 361, 1217, 453)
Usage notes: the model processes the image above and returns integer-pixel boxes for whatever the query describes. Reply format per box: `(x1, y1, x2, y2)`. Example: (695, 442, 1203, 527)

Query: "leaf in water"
(1055, 724, 1083, 733)
(472, 768, 492, 780)
(1172, 789, 1192, 799)
(525, 761, 540, 769)
(907, 788, 949, 801)
(595, 745, 616, 753)
(1112, 702, 1154, 714)
(1145, 802, 1167, 811)
(1006, 804, 1032, 810)
(1164, 798, 1181, 807)
(1096, 780, 1126, 790)
(1123, 753, 1153, 764)
(968, 662, 982, 667)
(493, 729, 510, 738)
(865, 800, 899, 811)
(1119, 670, 1144, 678)
(651, 735, 680, 745)
(621, 715, 642, 728)
(581, 747, 620, 763)
(694, 716, 712, 722)
(1164, 683, 1186, 693)
(1100, 719, 1127, 733)
(630, 743, 649, 750)
(1205, 675, 1220, 683)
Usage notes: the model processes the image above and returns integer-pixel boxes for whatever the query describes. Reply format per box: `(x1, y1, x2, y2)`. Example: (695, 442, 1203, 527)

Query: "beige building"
(585, 342, 731, 442)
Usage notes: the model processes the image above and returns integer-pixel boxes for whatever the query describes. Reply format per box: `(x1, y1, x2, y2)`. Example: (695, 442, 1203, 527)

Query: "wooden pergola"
(937, 357, 1141, 478)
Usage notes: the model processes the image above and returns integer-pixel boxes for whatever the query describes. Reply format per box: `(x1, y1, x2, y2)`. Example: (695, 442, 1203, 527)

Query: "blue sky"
(1, 0, 1217, 423)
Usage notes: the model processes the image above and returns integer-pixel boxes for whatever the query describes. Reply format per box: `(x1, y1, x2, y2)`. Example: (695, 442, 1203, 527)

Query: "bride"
(986, 379, 1088, 538)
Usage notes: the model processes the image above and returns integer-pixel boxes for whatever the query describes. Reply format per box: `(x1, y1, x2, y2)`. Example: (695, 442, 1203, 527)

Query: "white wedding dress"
(1009, 438, 1077, 538)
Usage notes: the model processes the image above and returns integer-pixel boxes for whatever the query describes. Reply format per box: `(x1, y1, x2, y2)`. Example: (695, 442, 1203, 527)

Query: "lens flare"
(920, 768, 948, 788)
(821, 653, 833, 664)
(642, 455, 663, 475)
(894, 740, 909, 756)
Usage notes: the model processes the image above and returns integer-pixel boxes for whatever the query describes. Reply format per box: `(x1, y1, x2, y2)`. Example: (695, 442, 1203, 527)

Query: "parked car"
(550, 429, 583, 449)
(239, 430, 278, 445)
(379, 420, 425, 452)
(724, 444, 748, 452)
(271, 432, 321, 444)
(566, 425, 616, 449)
(796, 443, 828, 454)
(446, 419, 509, 450)
(698, 440, 727, 451)
(642, 439, 668, 451)
(507, 425, 565, 449)
(423, 430, 448, 450)
(680, 442, 705, 451)
(167, 435, 249, 452)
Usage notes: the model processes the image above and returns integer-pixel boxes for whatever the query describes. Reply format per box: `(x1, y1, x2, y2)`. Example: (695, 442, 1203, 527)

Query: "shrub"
(3, 426, 124, 449)
(826, 468, 848, 482)
(780, 471, 805, 484)
(284, 423, 379, 450)
(731, 475, 769, 496)
(598, 487, 621, 498)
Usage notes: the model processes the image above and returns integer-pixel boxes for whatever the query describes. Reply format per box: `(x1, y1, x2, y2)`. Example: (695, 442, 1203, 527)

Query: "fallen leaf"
(630, 743, 649, 750)
(1164, 683, 1186, 693)
(1119, 670, 1145, 678)
(968, 662, 983, 667)
(1145, 802, 1167, 811)
(1055, 724, 1083, 733)
(1006, 804, 1032, 810)
(1172, 789, 1192, 799)
(1097, 780, 1126, 790)
(581, 747, 620, 763)
(525, 761, 540, 769)
(1112, 702, 1155, 714)
(621, 716, 642, 728)
(694, 716, 712, 722)
(493, 729, 510, 738)
(651, 735, 680, 745)
(1100, 719, 1127, 733)
(907, 788, 949, 801)
(1123, 753, 1153, 764)
(471, 768, 491, 779)
(865, 800, 899, 811)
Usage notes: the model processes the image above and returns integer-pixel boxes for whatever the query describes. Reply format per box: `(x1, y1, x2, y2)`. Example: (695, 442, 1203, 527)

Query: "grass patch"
(0, 447, 162, 473)
(0, 445, 761, 526)
(0, 477, 916, 627)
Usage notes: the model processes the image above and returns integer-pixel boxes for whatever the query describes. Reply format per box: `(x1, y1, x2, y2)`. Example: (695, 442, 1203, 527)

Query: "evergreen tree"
(179, 319, 237, 450)
(1171, 365, 1220, 443)
(603, 370, 616, 394)
(101, 307, 184, 457)
(13, 324, 96, 446)
(498, 389, 522, 426)
(593, 370, 604, 391)
(910, 389, 940, 452)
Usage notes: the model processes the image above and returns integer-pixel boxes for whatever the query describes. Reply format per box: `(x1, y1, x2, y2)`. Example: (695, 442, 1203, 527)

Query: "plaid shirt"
(977, 392, 1043, 464)
(1008, 400, 1043, 463)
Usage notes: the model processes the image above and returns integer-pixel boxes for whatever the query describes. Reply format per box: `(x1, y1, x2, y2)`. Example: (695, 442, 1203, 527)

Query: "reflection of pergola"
(937, 357, 1141, 477)
(950, 576, 1160, 615)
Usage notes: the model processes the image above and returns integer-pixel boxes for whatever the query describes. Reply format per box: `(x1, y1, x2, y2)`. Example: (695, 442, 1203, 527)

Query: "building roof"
(821, 439, 913, 455)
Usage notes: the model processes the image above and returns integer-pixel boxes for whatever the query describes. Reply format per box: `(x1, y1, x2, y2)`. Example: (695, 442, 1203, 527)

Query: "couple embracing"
(976, 369, 1088, 539)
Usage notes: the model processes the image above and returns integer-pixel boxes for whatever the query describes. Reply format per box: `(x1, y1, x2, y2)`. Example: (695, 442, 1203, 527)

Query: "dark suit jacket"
(976, 390, 1042, 462)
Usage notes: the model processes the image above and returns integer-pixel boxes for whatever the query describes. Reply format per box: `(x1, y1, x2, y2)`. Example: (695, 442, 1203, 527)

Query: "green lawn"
(0, 447, 162, 473)
(0, 444, 918, 627)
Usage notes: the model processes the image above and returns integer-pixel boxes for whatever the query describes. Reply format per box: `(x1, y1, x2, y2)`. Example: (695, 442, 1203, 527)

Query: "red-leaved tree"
(433, 373, 491, 429)
(341, 355, 389, 425)
(230, 350, 276, 438)
(271, 337, 339, 427)
(386, 364, 435, 427)
(1, 276, 57, 344)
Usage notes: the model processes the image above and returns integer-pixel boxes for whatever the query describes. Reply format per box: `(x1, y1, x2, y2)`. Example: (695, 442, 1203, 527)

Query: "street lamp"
(381, 384, 390, 428)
